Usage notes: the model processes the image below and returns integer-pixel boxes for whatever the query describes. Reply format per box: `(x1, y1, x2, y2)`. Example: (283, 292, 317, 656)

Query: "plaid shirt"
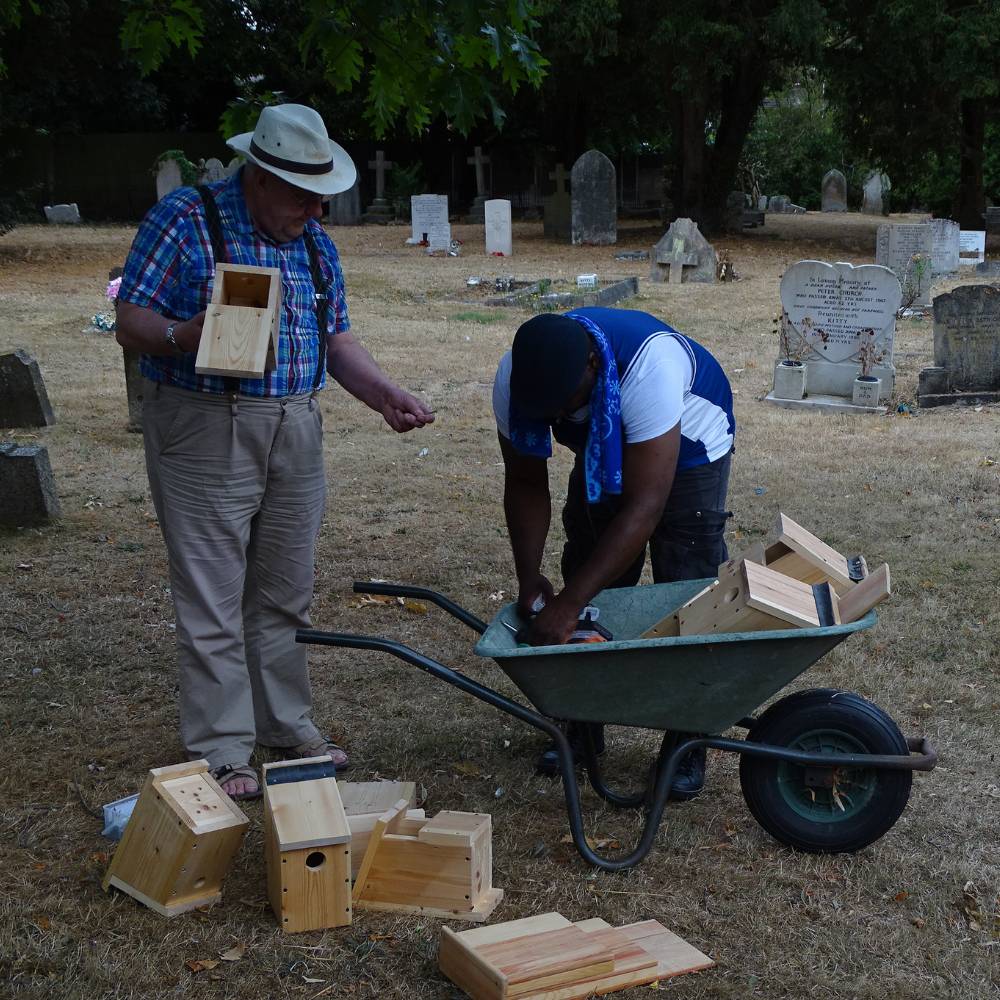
(119, 168, 349, 397)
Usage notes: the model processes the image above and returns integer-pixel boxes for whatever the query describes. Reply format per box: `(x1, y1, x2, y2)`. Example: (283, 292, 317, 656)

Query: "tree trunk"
(670, 93, 709, 225)
(957, 97, 985, 229)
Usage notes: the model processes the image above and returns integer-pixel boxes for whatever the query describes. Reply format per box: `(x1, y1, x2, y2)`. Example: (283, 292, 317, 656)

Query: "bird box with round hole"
(263, 756, 352, 932)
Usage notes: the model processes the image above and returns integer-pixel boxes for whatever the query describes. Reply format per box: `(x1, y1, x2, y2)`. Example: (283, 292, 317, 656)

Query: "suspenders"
(195, 185, 329, 394)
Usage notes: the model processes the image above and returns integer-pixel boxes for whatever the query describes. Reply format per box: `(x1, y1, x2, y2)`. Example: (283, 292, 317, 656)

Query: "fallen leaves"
(349, 593, 428, 615)
(955, 881, 985, 932)
(559, 833, 621, 851)
(219, 942, 246, 962)
(186, 958, 219, 973)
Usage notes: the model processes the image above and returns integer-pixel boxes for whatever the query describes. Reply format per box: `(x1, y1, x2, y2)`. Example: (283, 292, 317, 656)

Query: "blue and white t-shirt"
(493, 307, 734, 470)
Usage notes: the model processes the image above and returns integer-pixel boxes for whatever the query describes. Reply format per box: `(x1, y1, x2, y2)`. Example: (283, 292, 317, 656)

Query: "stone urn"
(773, 360, 806, 400)
(852, 375, 881, 408)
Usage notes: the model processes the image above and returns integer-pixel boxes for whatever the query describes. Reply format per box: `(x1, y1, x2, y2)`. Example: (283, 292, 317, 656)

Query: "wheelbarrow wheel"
(739, 688, 912, 853)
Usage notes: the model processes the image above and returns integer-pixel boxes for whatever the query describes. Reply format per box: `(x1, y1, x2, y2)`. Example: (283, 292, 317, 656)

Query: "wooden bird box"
(438, 912, 714, 999)
(263, 756, 352, 933)
(195, 263, 281, 379)
(352, 800, 503, 922)
(102, 760, 248, 917)
(340, 780, 423, 878)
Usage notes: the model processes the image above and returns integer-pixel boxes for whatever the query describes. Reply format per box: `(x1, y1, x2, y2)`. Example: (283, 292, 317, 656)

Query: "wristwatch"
(165, 322, 183, 355)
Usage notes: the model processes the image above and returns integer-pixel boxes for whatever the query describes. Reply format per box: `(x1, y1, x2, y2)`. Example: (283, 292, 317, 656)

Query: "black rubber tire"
(739, 688, 912, 853)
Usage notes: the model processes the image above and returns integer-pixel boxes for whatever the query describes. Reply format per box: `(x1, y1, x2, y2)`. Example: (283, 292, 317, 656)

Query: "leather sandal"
(283, 735, 350, 772)
(210, 763, 261, 800)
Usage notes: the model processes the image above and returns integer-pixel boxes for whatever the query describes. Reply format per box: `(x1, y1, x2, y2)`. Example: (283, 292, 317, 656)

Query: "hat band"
(250, 139, 333, 176)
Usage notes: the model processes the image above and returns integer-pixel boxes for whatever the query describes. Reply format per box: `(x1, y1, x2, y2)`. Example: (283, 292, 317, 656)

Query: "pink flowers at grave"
(106, 276, 122, 301)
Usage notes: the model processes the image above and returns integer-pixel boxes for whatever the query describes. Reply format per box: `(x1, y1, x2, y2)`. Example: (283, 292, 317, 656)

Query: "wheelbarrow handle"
(353, 581, 488, 635)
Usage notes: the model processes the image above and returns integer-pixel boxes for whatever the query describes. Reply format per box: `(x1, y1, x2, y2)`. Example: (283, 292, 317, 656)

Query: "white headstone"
(43, 203, 80, 224)
(959, 230, 986, 265)
(225, 156, 242, 178)
(408, 194, 451, 250)
(201, 157, 226, 182)
(484, 199, 513, 257)
(875, 223, 934, 306)
(821, 169, 847, 212)
(156, 159, 183, 200)
(930, 219, 960, 274)
(778, 260, 901, 400)
(862, 172, 889, 215)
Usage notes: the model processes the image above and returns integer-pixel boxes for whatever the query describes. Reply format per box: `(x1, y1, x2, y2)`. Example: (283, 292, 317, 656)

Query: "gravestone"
(862, 172, 890, 215)
(984, 206, 1000, 234)
(155, 159, 183, 200)
(757, 195, 769, 212)
(875, 223, 934, 306)
(821, 169, 847, 212)
(466, 146, 491, 223)
(918, 285, 1000, 407)
(649, 218, 717, 284)
(408, 194, 451, 250)
(723, 191, 746, 233)
(200, 157, 226, 183)
(570, 150, 616, 246)
(123, 351, 144, 432)
(226, 156, 242, 177)
(0, 350, 55, 428)
(328, 178, 362, 226)
(0, 443, 60, 525)
(484, 199, 513, 256)
(768, 195, 790, 213)
(766, 260, 902, 410)
(43, 203, 80, 224)
(364, 150, 394, 223)
(959, 230, 986, 266)
(543, 163, 571, 241)
(930, 219, 960, 275)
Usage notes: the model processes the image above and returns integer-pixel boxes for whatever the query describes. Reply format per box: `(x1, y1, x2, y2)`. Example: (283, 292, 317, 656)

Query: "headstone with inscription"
(821, 169, 847, 212)
(408, 194, 451, 250)
(0, 349, 55, 428)
(649, 219, 717, 284)
(0, 442, 60, 525)
(875, 223, 933, 306)
(485, 199, 513, 256)
(364, 150, 394, 223)
(959, 230, 986, 266)
(200, 157, 226, 183)
(43, 203, 81, 224)
(930, 219, 960, 274)
(862, 172, 889, 215)
(571, 150, 616, 246)
(155, 158, 183, 200)
(767, 260, 901, 408)
(918, 285, 1000, 407)
(329, 178, 362, 226)
(544, 163, 571, 241)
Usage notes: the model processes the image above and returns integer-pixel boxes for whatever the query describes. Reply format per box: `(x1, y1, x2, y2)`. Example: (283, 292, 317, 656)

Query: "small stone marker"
(0, 349, 55, 428)
(570, 150, 616, 246)
(0, 442, 60, 525)
(364, 150, 394, 222)
(821, 169, 847, 212)
(650, 219, 717, 284)
(155, 158, 183, 200)
(767, 260, 901, 409)
(329, 178, 362, 226)
(959, 230, 986, 265)
(484, 199, 513, 256)
(930, 219, 960, 274)
(919, 285, 1000, 407)
(409, 194, 451, 250)
(768, 195, 790, 213)
(862, 171, 889, 215)
(466, 146, 491, 223)
(43, 203, 80, 224)
(543, 163, 571, 241)
(875, 223, 934, 306)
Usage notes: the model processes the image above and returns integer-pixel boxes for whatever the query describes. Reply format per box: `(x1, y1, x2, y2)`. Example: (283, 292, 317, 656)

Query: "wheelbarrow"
(297, 578, 936, 871)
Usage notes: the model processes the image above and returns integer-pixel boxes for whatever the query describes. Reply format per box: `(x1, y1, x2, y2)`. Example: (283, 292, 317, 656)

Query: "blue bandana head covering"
(508, 311, 623, 503)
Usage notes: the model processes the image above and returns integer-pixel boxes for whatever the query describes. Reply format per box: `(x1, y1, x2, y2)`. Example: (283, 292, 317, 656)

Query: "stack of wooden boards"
(439, 912, 714, 999)
(103, 762, 502, 932)
(642, 513, 891, 639)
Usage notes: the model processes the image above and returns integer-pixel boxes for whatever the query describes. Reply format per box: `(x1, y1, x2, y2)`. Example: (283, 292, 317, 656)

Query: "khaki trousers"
(142, 380, 326, 767)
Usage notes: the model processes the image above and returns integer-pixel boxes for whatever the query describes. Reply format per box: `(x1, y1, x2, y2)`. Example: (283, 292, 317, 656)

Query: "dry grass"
(1, 214, 998, 999)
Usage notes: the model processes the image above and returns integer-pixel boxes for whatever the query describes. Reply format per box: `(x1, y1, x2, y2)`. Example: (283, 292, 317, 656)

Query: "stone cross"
(368, 150, 393, 199)
(655, 237, 700, 284)
(467, 146, 491, 196)
(549, 163, 569, 196)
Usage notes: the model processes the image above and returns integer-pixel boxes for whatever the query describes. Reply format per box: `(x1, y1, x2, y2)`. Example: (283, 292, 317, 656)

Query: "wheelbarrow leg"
(579, 727, 682, 810)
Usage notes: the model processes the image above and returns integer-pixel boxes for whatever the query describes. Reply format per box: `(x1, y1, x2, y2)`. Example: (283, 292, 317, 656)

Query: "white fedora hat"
(226, 104, 357, 196)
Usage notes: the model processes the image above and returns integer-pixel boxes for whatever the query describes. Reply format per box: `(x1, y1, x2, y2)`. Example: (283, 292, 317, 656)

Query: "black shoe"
(535, 723, 605, 777)
(669, 744, 706, 801)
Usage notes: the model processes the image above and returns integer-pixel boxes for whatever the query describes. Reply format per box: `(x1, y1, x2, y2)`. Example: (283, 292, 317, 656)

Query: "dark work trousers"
(561, 449, 733, 587)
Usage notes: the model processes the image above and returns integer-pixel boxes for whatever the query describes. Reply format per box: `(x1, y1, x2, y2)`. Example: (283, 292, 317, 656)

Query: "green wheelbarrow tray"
(297, 579, 937, 872)
(474, 578, 876, 733)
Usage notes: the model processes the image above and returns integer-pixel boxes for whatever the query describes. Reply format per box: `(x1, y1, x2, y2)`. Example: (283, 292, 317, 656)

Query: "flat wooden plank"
(837, 562, 890, 623)
(478, 926, 614, 992)
(618, 920, 715, 978)
(743, 560, 820, 628)
(195, 304, 272, 378)
(347, 809, 424, 878)
(775, 513, 853, 590)
(419, 811, 489, 846)
(642, 582, 716, 639)
(455, 913, 572, 950)
(351, 798, 409, 900)
(263, 764, 349, 850)
(339, 780, 417, 816)
(359, 886, 503, 923)
(440, 924, 508, 1000)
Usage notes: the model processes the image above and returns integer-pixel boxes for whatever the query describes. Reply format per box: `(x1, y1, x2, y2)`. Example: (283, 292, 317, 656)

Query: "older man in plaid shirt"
(116, 105, 433, 799)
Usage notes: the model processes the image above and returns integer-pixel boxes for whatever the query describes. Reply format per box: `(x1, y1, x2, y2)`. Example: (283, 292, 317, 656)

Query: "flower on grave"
(106, 276, 122, 301)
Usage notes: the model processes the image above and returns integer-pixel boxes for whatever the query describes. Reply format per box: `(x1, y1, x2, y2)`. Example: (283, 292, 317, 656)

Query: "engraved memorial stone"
(0, 349, 55, 428)
(408, 194, 451, 250)
(0, 442, 60, 525)
(485, 199, 513, 256)
(875, 223, 933, 306)
(930, 219, 960, 275)
(570, 150, 616, 246)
